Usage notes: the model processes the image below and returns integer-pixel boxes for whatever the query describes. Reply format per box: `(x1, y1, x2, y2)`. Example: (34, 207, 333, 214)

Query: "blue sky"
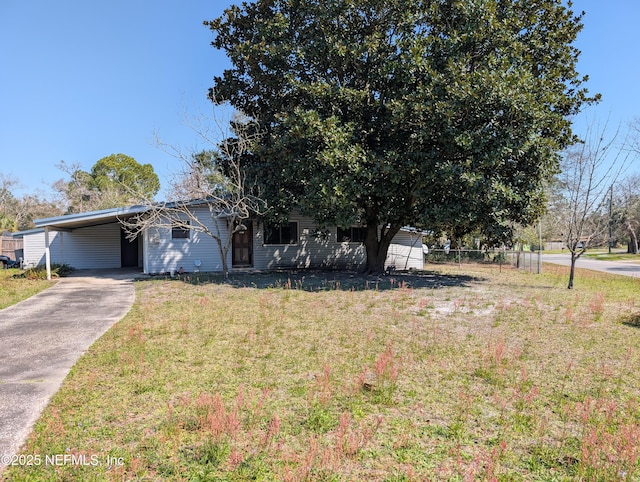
(1, 1, 638, 198)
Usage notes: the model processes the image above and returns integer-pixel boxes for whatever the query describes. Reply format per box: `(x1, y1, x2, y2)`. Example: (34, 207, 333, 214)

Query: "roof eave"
(33, 205, 150, 229)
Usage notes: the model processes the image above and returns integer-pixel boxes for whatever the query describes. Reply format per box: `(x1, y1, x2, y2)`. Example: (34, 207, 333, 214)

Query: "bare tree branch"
(121, 105, 267, 277)
(558, 115, 632, 288)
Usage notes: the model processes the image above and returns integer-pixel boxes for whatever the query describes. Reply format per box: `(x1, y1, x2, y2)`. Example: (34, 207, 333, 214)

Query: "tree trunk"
(567, 253, 577, 289)
(215, 236, 230, 278)
(363, 223, 401, 274)
(221, 246, 230, 278)
(628, 225, 638, 254)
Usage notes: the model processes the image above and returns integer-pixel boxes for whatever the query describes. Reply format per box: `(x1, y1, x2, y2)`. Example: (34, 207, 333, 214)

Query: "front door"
(232, 222, 253, 268)
(120, 228, 139, 268)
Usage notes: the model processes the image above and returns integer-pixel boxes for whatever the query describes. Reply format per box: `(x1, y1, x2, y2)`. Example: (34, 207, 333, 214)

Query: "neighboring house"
(13, 204, 425, 274)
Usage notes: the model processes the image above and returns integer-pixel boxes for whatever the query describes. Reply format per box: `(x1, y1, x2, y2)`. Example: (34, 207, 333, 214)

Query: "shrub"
(17, 263, 74, 279)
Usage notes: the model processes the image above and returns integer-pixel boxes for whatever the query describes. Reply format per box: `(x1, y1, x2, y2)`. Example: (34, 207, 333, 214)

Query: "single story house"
(13, 204, 425, 276)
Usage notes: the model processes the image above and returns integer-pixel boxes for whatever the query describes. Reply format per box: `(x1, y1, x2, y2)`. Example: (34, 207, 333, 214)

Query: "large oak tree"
(207, 0, 597, 272)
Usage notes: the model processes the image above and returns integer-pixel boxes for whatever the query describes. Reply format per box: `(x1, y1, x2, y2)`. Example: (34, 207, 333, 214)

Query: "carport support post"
(44, 226, 51, 281)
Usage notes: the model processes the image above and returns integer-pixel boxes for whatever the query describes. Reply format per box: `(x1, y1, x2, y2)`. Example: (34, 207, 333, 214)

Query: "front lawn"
(5, 265, 640, 480)
(0, 268, 54, 310)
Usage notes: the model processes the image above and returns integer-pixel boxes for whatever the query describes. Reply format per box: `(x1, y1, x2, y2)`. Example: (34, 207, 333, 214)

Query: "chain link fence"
(424, 249, 542, 274)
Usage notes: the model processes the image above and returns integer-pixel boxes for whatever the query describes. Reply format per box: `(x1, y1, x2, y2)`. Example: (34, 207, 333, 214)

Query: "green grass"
(0, 268, 54, 309)
(5, 265, 640, 481)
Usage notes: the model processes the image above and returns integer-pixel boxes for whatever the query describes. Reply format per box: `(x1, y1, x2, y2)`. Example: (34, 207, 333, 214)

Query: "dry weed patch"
(6, 265, 640, 480)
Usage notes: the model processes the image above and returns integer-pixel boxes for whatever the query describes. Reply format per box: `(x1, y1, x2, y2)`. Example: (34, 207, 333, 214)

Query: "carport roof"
(11, 199, 228, 238)
(31, 205, 149, 231)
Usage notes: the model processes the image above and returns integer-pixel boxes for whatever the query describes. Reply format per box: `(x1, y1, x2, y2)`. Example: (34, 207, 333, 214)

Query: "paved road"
(0, 270, 138, 472)
(542, 253, 640, 278)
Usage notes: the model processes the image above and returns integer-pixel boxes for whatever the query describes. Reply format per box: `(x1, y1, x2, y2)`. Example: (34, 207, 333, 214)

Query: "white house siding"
(22, 208, 424, 274)
(22, 230, 50, 267)
(141, 214, 363, 274)
(138, 208, 423, 274)
(252, 213, 364, 270)
(251, 213, 423, 271)
(143, 207, 228, 274)
(64, 224, 122, 269)
(22, 223, 123, 269)
(142, 209, 377, 274)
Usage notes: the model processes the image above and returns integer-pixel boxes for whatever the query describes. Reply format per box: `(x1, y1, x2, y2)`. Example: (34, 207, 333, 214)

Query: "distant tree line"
(0, 154, 159, 232)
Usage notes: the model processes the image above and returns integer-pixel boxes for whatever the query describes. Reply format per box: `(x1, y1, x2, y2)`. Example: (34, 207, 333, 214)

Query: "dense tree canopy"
(207, 0, 597, 272)
(90, 154, 160, 200)
(55, 154, 160, 213)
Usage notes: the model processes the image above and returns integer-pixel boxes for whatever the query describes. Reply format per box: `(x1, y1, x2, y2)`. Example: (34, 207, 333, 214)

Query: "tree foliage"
(90, 154, 160, 200)
(0, 175, 19, 231)
(0, 174, 62, 231)
(54, 154, 160, 213)
(207, 0, 597, 272)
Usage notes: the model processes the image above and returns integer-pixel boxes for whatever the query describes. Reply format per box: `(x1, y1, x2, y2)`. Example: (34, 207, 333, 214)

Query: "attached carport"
(13, 206, 148, 279)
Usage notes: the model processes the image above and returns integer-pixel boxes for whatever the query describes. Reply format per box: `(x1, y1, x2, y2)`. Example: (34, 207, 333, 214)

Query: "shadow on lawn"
(620, 312, 640, 329)
(145, 269, 481, 292)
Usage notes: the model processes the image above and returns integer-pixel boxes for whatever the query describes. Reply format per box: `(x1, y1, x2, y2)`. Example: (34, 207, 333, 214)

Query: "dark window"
(337, 226, 367, 243)
(171, 224, 190, 239)
(264, 222, 298, 245)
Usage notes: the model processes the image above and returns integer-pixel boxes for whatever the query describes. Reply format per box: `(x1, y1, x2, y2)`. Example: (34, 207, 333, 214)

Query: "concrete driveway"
(0, 269, 138, 470)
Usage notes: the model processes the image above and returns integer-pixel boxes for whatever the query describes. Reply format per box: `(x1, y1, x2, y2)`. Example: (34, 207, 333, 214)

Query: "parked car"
(0, 255, 18, 268)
